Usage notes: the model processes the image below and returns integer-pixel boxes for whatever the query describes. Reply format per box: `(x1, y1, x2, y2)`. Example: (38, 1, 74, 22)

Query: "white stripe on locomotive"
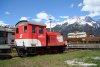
(57, 35, 63, 42)
(15, 39, 41, 47)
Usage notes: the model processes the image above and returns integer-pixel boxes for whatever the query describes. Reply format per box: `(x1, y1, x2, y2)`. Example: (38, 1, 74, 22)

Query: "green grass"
(0, 50, 100, 67)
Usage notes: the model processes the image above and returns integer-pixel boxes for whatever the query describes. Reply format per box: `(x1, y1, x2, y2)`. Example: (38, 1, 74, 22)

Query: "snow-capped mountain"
(57, 16, 98, 27)
(66, 16, 94, 26)
(0, 21, 15, 28)
(46, 16, 99, 28)
(51, 16, 100, 36)
(0, 21, 8, 26)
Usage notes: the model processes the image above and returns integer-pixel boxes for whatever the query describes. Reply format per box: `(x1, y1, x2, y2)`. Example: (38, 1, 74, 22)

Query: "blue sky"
(0, 0, 100, 26)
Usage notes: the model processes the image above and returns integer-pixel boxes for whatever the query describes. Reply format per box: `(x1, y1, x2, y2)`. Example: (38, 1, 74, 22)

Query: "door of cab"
(31, 25, 46, 47)
(38, 26, 46, 46)
(31, 25, 38, 47)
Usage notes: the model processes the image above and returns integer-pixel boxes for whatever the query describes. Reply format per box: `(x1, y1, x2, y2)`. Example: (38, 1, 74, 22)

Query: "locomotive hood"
(15, 20, 46, 27)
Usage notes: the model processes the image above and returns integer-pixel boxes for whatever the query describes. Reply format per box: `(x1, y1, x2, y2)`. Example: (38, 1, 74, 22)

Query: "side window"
(24, 26, 27, 32)
(12, 33, 15, 35)
(16, 28, 19, 33)
(32, 26, 36, 33)
(39, 27, 44, 34)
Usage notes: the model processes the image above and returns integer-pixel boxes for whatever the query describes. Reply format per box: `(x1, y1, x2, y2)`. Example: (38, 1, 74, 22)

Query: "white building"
(68, 32, 87, 38)
(0, 26, 15, 45)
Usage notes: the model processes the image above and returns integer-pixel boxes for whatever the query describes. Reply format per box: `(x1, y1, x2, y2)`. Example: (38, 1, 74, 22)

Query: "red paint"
(46, 32, 65, 46)
(15, 21, 66, 47)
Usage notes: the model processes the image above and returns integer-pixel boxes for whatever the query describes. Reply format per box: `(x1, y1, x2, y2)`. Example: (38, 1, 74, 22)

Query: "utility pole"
(82, 25, 84, 32)
(49, 18, 52, 32)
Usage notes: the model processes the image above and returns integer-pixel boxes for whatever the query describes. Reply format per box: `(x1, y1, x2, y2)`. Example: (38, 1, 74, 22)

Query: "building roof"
(15, 20, 46, 27)
(0, 27, 15, 32)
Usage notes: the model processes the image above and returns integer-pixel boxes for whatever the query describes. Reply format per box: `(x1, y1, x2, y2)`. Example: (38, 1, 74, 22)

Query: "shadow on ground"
(0, 53, 61, 59)
(0, 55, 12, 60)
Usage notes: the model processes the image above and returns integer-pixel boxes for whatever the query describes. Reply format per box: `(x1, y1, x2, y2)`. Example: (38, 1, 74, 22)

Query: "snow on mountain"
(46, 16, 97, 28)
(45, 22, 57, 28)
(51, 16, 100, 36)
(0, 21, 14, 28)
(58, 16, 96, 26)
(0, 21, 9, 26)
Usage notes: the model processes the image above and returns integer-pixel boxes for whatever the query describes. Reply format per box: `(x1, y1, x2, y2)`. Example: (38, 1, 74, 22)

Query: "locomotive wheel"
(15, 47, 28, 57)
(18, 50, 28, 57)
(19, 49, 28, 57)
(58, 49, 64, 53)
(11, 47, 18, 57)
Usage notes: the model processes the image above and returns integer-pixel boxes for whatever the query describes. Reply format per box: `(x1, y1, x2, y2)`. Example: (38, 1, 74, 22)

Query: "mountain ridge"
(51, 16, 100, 37)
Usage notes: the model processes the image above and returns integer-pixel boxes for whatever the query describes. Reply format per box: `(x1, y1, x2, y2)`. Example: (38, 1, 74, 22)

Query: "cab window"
(24, 26, 27, 32)
(16, 28, 19, 33)
(32, 26, 36, 33)
(39, 27, 44, 34)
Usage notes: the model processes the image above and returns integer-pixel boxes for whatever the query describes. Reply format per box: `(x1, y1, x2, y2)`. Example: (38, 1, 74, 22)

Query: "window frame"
(16, 28, 19, 33)
(39, 27, 44, 34)
(32, 26, 36, 33)
(24, 26, 27, 33)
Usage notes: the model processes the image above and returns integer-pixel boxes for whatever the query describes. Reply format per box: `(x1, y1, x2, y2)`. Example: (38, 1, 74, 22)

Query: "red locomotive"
(15, 20, 67, 56)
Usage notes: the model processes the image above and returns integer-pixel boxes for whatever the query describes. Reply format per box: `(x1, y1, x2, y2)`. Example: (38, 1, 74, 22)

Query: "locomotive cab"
(15, 20, 46, 48)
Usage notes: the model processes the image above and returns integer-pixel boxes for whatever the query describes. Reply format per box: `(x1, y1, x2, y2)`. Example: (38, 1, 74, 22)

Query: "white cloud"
(55, 19, 60, 22)
(49, 15, 55, 20)
(88, 12, 100, 17)
(0, 20, 8, 26)
(5, 11, 10, 15)
(33, 11, 49, 22)
(0, 21, 6, 25)
(33, 11, 56, 23)
(33, 11, 69, 28)
(33, 12, 70, 28)
(70, 4, 74, 8)
(81, 0, 100, 17)
(32, 18, 42, 22)
(36, 11, 49, 20)
(59, 16, 69, 19)
(78, 3, 82, 7)
(20, 17, 28, 20)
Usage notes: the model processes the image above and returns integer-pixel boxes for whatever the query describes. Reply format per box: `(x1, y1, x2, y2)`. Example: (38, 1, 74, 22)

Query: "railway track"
(0, 44, 100, 59)
(66, 44, 100, 50)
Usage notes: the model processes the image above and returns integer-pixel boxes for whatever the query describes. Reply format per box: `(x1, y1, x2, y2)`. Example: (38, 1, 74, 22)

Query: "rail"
(67, 44, 100, 49)
(0, 44, 11, 49)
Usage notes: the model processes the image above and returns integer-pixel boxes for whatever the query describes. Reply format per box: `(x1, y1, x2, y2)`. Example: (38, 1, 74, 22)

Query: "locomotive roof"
(15, 20, 46, 27)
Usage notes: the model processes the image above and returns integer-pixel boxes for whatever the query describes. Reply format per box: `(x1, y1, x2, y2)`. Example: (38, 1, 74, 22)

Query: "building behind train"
(0, 25, 15, 52)
(66, 31, 100, 44)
